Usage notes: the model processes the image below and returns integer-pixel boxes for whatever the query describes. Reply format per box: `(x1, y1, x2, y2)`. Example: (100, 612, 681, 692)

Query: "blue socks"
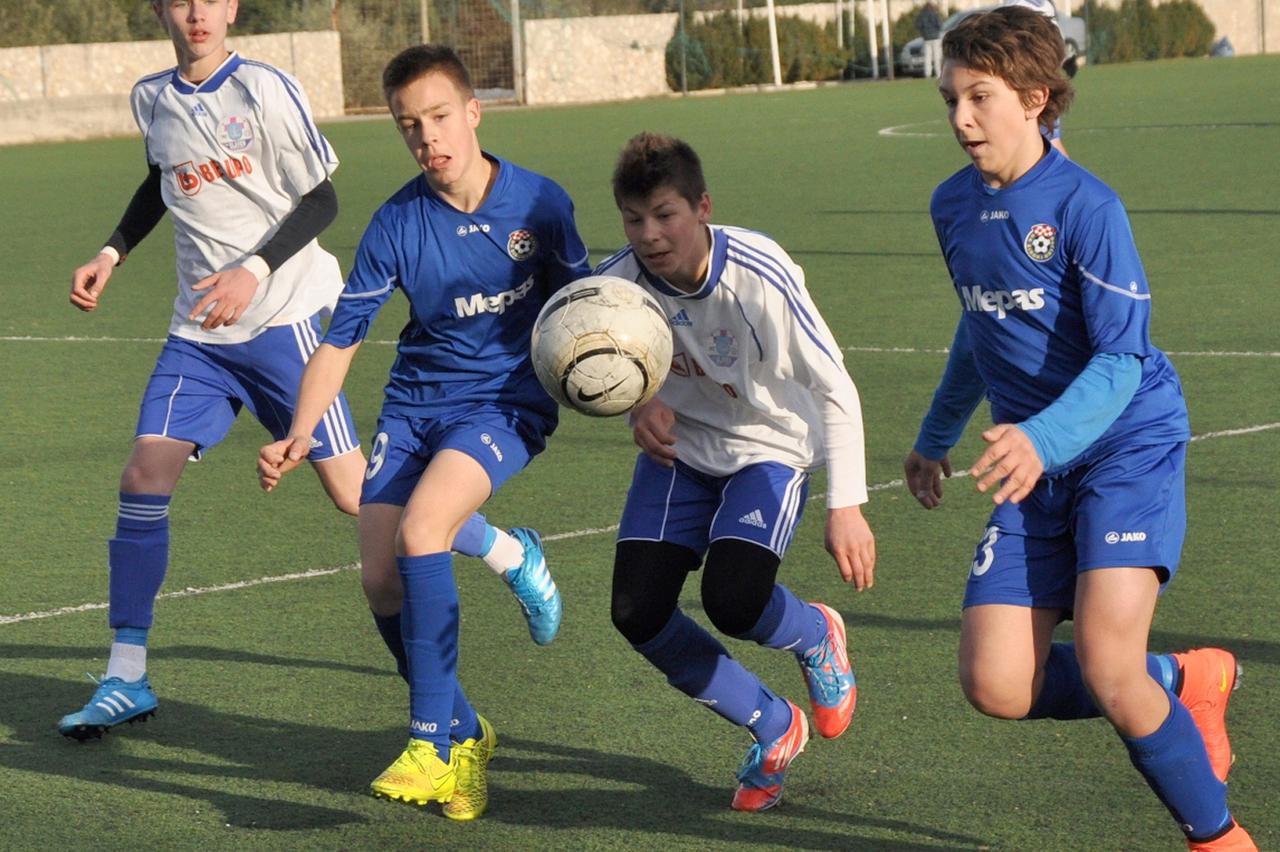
(399, 552, 459, 760)
(1026, 642, 1179, 720)
(633, 608, 791, 744)
(737, 584, 827, 655)
(1123, 692, 1232, 840)
(451, 512, 496, 559)
(107, 493, 170, 631)
(370, 609, 480, 742)
(1026, 642, 1230, 840)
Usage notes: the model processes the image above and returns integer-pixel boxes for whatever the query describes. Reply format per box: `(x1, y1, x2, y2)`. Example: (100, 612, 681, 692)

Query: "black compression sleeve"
(255, 178, 338, 273)
(105, 164, 166, 260)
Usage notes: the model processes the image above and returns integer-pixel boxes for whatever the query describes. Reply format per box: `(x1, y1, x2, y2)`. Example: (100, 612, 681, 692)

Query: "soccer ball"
(531, 276, 673, 417)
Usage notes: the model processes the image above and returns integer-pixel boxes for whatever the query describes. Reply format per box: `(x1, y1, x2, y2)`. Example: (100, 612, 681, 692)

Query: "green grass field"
(1, 55, 1277, 850)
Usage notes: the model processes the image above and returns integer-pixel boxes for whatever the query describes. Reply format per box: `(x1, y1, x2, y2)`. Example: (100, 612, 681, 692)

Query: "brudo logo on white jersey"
(959, 284, 1046, 319)
(455, 275, 535, 318)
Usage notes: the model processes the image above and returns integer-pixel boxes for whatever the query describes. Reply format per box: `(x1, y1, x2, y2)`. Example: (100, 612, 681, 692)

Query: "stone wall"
(522, 13, 679, 105)
(0, 31, 343, 146)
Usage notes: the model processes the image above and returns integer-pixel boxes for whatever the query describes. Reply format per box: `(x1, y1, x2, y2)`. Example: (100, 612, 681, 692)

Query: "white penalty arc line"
(3, 336, 1278, 359)
(3, 421, 1278, 628)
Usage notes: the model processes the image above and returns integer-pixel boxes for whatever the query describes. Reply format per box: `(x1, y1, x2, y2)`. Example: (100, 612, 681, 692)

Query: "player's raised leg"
(452, 514, 561, 645)
(59, 436, 192, 740)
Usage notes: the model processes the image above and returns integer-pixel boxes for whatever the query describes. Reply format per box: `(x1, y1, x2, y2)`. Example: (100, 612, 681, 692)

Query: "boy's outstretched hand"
(970, 423, 1042, 505)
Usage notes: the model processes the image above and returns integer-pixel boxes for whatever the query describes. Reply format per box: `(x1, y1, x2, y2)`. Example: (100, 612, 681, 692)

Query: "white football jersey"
(596, 225, 869, 508)
(131, 52, 343, 344)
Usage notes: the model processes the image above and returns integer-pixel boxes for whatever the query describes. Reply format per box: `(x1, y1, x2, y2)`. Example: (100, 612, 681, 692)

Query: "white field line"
(3, 421, 1278, 628)
(3, 336, 1278, 359)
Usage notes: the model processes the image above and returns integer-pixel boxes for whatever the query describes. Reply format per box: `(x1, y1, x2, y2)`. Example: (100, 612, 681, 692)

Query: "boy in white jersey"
(903, 9, 1252, 849)
(259, 45, 589, 821)
(596, 133, 876, 812)
(57, 0, 368, 741)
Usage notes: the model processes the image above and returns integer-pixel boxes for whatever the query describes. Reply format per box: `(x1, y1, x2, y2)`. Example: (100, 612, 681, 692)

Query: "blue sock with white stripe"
(1026, 642, 1182, 720)
(399, 552, 458, 760)
(1123, 691, 1233, 841)
(738, 584, 827, 655)
(108, 492, 170, 631)
(105, 493, 169, 682)
(634, 608, 778, 736)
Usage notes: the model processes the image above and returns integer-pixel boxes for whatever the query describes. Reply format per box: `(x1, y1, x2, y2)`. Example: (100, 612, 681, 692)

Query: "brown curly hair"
(942, 6, 1074, 131)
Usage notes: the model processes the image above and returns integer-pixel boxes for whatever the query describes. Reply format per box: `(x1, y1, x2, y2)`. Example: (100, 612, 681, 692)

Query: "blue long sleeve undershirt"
(914, 321, 1143, 472)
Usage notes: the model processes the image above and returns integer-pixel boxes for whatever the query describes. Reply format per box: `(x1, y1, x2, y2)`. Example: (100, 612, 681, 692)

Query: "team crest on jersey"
(217, 115, 254, 152)
(707, 329, 738, 367)
(507, 229, 537, 261)
(1023, 223, 1058, 262)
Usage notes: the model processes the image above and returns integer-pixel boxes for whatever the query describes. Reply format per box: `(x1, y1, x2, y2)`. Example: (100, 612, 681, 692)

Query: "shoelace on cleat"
(735, 743, 782, 787)
(802, 638, 849, 704)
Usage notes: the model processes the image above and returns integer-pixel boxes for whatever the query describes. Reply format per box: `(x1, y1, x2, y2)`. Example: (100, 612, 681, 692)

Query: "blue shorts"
(963, 442, 1187, 611)
(135, 316, 358, 461)
(361, 405, 538, 507)
(617, 454, 809, 559)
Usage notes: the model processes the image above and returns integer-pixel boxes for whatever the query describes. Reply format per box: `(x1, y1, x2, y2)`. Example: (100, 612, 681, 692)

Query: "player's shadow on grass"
(0, 642, 391, 678)
(0, 667, 974, 845)
(0, 670, 389, 830)
(485, 734, 984, 851)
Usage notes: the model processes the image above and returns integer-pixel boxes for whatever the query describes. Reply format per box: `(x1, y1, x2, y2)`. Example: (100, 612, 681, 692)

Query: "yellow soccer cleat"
(444, 714, 498, 821)
(370, 738, 457, 806)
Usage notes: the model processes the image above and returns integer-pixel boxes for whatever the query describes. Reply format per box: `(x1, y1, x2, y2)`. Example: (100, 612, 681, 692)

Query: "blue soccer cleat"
(504, 527, 561, 645)
(58, 674, 158, 741)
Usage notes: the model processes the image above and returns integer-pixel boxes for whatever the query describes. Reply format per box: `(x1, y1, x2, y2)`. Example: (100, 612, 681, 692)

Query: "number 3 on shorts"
(971, 526, 999, 577)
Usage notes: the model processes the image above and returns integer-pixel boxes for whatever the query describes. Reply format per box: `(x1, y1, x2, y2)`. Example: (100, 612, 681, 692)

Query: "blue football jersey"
(325, 154, 590, 430)
(930, 148, 1189, 463)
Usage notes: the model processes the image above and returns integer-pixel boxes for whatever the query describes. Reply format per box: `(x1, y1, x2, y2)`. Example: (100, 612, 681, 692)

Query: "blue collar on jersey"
(639, 225, 730, 300)
(974, 142, 1061, 196)
(170, 51, 243, 95)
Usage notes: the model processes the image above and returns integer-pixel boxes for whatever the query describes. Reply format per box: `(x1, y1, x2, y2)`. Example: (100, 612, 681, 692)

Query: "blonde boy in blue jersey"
(903, 8, 1253, 848)
(597, 132, 875, 812)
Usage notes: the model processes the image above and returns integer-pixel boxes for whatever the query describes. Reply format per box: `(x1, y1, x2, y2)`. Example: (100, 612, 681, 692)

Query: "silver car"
(898, 3, 1086, 77)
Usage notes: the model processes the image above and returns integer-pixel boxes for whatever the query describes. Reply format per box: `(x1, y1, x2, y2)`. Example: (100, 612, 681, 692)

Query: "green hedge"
(1085, 0, 1214, 63)
(666, 11, 853, 90)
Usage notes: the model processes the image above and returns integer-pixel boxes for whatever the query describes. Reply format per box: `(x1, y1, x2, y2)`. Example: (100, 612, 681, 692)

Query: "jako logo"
(480, 432, 504, 462)
(410, 719, 439, 734)
(1105, 530, 1147, 544)
(960, 284, 1046, 319)
(455, 275, 535, 317)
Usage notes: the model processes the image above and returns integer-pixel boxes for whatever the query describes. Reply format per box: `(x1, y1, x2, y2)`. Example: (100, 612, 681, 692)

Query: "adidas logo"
(669, 309, 692, 327)
(738, 509, 768, 529)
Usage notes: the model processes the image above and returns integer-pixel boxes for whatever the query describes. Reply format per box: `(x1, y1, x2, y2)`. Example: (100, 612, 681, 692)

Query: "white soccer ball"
(531, 276, 673, 417)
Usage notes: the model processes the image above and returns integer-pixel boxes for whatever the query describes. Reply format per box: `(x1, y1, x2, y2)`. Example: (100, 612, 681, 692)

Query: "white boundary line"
(3, 336, 1277, 359)
(3, 421, 1278, 628)
(877, 119, 1280, 138)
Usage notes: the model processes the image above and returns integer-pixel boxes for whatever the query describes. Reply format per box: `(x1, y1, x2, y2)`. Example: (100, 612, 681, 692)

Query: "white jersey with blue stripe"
(596, 225, 869, 508)
(131, 52, 343, 344)
(324, 155, 590, 428)
(930, 147, 1190, 460)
